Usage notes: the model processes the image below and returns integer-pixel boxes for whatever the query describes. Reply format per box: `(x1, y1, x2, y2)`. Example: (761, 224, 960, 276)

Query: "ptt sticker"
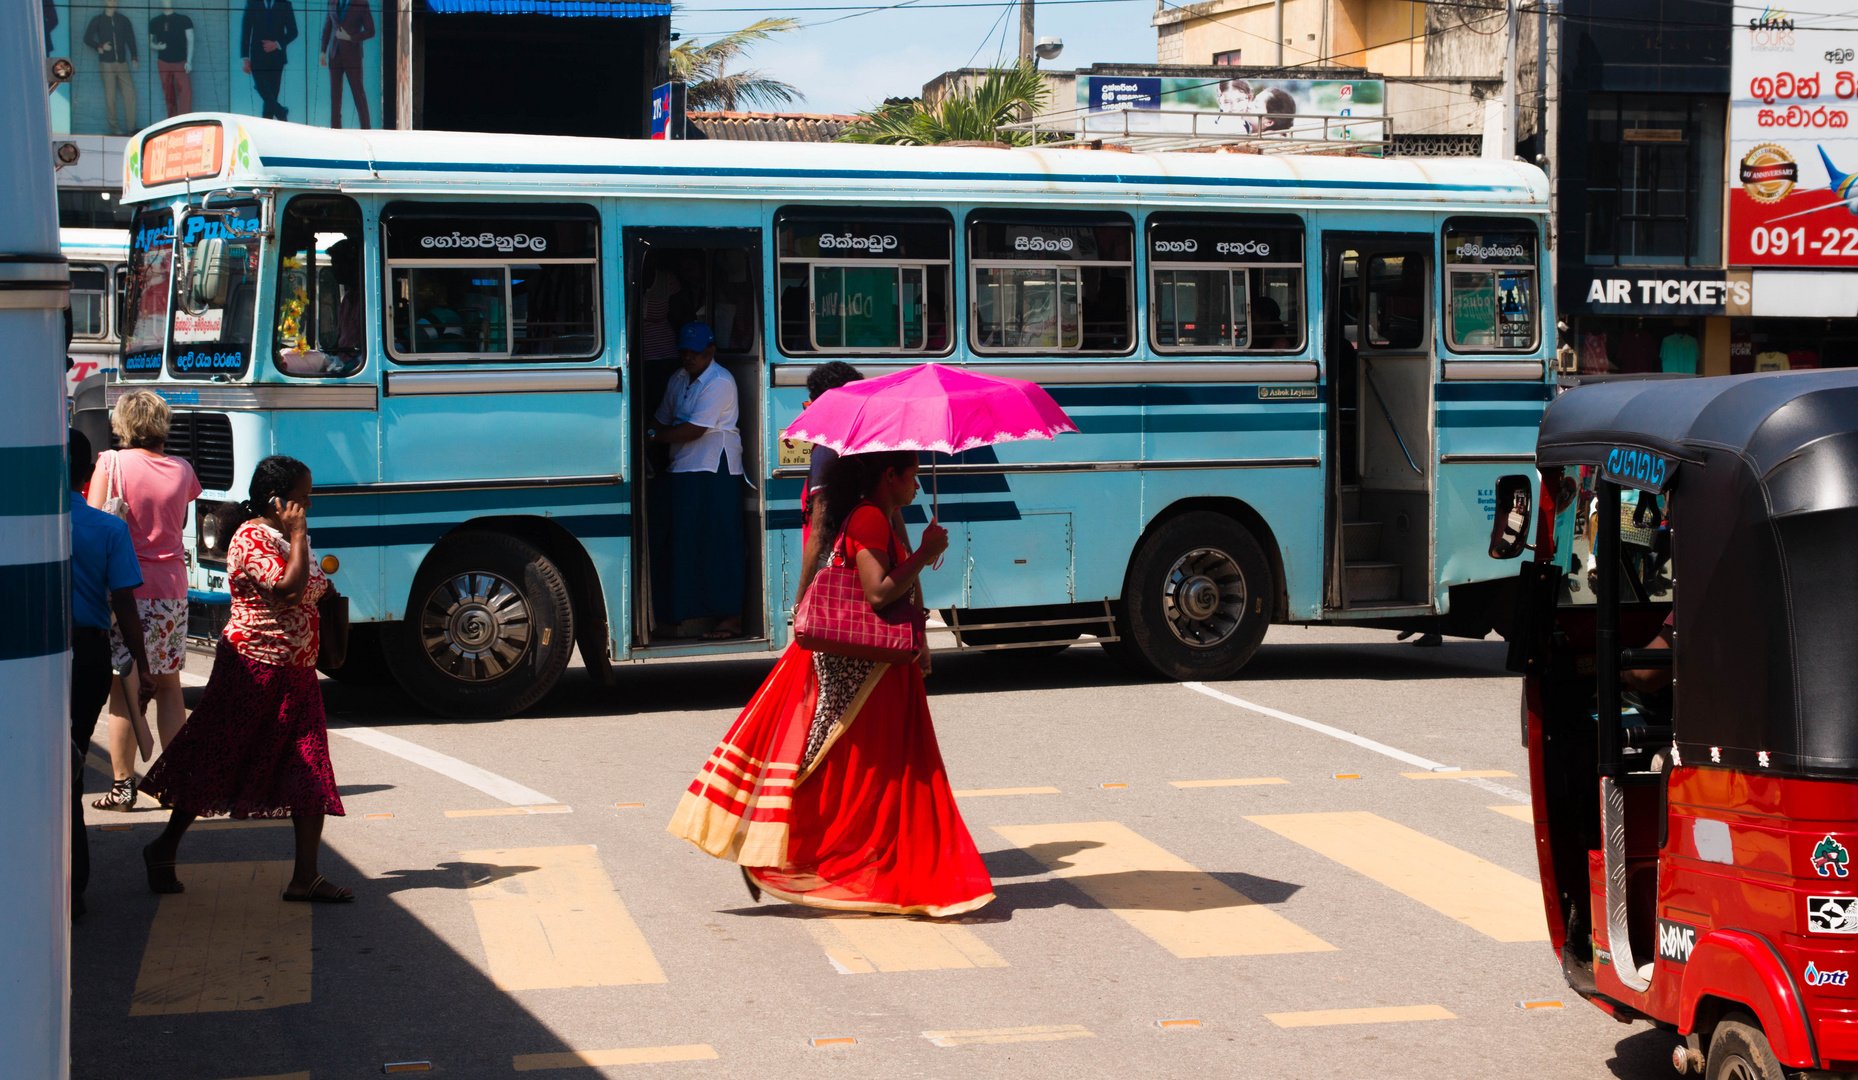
(1809, 896, 1858, 934)
(1814, 835, 1852, 879)
(1657, 919, 1699, 964)
(1805, 962, 1851, 987)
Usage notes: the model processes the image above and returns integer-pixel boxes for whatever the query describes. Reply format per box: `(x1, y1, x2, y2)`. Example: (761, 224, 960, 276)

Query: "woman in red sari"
(669, 450, 995, 917)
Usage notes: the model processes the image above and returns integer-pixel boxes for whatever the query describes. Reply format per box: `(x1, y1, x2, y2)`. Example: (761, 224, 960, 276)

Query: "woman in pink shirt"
(87, 390, 202, 811)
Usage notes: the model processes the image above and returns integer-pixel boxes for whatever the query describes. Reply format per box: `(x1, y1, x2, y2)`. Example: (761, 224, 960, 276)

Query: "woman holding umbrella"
(668, 365, 1074, 916)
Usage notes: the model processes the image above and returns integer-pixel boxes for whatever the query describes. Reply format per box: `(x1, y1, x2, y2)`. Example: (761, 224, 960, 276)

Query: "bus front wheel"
(383, 532, 576, 719)
(1121, 512, 1272, 682)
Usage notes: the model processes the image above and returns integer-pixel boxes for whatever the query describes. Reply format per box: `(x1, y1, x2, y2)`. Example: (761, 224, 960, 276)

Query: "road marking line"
(444, 806, 573, 818)
(1402, 770, 1516, 780)
(922, 1025, 1093, 1047)
(1170, 778, 1288, 788)
(1459, 774, 1532, 802)
(1266, 1005, 1456, 1028)
(1245, 811, 1550, 942)
(222, 1073, 311, 1080)
(458, 845, 666, 990)
(1181, 682, 1453, 770)
(1489, 805, 1534, 822)
(330, 725, 556, 806)
(1332, 773, 1361, 780)
(383, 1063, 431, 1074)
(365, 813, 394, 819)
(1099, 782, 1128, 789)
(992, 821, 1336, 958)
(1156, 1017, 1202, 1029)
(180, 671, 208, 687)
(809, 1036, 855, 1047)
(804, 915, 1008, 974)
(513, 1045, 718, 1071)
(614, 802, 643, 808)
(130, 861, 311, 1015)
(953, 787, 1060, 797)
(1517, 999, 1564, 1009)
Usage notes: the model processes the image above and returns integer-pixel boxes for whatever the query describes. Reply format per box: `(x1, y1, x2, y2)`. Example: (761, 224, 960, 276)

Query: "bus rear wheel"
(1121, 512, 1272, 682)
(1705, 1013, 1786, 1080)
(382, 531, 575, 719)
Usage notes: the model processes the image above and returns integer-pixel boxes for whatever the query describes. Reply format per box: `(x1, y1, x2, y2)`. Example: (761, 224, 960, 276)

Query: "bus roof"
(123, 114, 1550, 212)
(60, 227, 129, 259)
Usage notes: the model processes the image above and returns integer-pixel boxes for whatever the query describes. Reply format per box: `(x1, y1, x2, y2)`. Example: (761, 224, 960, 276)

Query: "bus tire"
(1705, 1013, 1786, 1080)
(382, 531, 576, 719)
(1122, 512, 1272, 682)
(318, 623, 393, 686)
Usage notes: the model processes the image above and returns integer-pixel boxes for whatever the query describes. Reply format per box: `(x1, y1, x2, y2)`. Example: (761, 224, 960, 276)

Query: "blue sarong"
(651, 461, 746, 625)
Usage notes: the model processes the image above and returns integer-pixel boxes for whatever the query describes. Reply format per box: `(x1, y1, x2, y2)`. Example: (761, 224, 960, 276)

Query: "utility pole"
(1502, 0, 1519, 158)
(1275, 0, 1283, 66)
(1020, 0, 1035, 64)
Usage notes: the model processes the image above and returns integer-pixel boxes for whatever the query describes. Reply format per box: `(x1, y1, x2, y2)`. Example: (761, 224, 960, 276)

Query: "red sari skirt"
(668, 643, 995, 917)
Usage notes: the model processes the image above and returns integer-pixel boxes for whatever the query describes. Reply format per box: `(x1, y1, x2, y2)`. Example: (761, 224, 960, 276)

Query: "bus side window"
(968, 212, 1134, 355)
(380, 203, 602, 364)
(1147, 213, 1304, 354)
(1364, 253, 1425, 350)
(774, 207, 953, 357)
(69, 265, 109, 339)
(274, 194, 367, 377)
(1442, 218, 1540, 352)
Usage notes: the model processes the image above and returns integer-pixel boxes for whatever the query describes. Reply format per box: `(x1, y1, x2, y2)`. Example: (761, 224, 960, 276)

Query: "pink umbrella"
(780, 363, 1079, 513)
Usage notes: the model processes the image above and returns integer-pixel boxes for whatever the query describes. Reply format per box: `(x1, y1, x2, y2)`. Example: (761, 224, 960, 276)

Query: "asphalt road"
(72, 627, 1681, 1079)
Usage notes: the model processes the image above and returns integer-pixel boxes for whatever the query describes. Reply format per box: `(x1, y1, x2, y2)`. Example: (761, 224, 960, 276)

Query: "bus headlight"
(200, 512, 220, 553)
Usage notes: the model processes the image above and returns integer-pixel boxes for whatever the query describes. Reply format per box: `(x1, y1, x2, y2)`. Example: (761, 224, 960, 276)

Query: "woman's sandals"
(282, 874, 355, 903)
(92, 777, 137, 812)
(142, 844, 183, 894)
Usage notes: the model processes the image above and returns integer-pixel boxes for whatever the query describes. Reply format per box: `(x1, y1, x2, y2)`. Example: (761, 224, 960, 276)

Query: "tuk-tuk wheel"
(1706, 1012, 1786, 1080)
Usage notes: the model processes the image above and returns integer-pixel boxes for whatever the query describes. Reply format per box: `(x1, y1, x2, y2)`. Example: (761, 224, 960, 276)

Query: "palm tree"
(671, 17, 804, 112)
(839, 63, 1051, 146)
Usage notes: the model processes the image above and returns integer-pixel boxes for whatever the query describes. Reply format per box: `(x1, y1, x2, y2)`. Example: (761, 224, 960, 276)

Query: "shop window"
(1585, 93, 1726, 267)
(969, 212, 1134, 354)
(382, 203, 602, 362)
(1443, 218, 1538, 352)
(776, 209, 952, 355)
(1213, 50, 1242, 65)
(274, 196, 367, 377)
(1148, 214, 1304, 353)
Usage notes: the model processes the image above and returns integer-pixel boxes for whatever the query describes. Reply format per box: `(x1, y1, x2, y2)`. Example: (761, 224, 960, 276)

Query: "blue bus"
(113, 115, 1552, 718)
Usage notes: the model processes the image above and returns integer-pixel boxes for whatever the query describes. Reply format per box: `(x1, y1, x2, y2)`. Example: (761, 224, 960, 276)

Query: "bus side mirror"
(1488, 474, 1533, 559)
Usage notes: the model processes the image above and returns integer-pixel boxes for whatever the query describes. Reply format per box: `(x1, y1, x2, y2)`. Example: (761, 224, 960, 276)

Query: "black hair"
(69, 430, 93, 492)
(245, 455, 311, 518)
(806, 361, 865, 401)
(817, 449, 917, 542)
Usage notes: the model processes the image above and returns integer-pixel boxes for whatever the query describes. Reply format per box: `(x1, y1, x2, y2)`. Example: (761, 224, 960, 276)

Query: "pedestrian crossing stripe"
(804, 914, 1008, 973)
(457, 845, 667, 989)
(1401, 770, 1517, 780)
(1170, 778, 1289, 788)
(1266, 1004, 1456, 1027)
(512, 1046, 717, 1070)
(922, 1025, 1093, 1046)
(130, 861, 312, 1015)
(1489, 805, 1533, 822)
(1245, 811, 1550, 942)
(992, 821, 1336, 958)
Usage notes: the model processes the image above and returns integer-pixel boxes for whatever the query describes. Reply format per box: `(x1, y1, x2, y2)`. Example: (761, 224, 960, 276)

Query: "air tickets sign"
(1730, 2, 1858, 266)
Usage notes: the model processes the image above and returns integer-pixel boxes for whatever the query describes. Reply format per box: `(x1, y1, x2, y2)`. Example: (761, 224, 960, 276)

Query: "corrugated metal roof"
(686, 112, 860, 143)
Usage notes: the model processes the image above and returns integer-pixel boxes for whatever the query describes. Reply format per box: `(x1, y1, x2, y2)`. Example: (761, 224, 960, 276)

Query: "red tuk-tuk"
(1497, 369, 1858, 1079)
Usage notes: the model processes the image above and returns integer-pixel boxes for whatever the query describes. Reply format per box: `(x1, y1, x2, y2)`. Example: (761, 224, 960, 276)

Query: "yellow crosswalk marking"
(1266, 1004, 1456, 1027)
(923, 1025, 1093, 1046)
(1170, 778, 1289, 788)
(512, 1046, 718, 1071)
(953, 787, 1060, 797)
(804, 915, 1008, 974)
(992, 821, 1336, 958)
(1245, 811, 1549, 942)
(130, 861, 311, 1016)
(1489, 805, 1534, 822)
(458, 845, 666, 990)
(1401, 770, 1517, 780)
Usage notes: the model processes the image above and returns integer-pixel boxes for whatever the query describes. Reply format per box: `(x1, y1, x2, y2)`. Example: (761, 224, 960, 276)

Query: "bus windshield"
(169, 201, 264, 378)
(121, 206, 175, 378)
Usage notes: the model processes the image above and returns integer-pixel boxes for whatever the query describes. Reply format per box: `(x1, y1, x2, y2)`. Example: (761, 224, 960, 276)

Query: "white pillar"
(0, 1, 74, 1076)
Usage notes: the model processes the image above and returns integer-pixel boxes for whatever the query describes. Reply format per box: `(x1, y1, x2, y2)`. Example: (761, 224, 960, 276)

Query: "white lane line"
(1456, 774, 1532, 803)
(1182, 682, 1454, 771)
(329, 724, 557, 806)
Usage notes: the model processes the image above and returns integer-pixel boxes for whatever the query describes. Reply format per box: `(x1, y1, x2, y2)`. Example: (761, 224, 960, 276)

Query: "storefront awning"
(425, 0, 671, 15)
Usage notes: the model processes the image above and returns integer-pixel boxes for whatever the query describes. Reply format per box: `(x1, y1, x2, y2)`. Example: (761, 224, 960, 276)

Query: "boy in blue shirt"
(69, 431, 151, 917)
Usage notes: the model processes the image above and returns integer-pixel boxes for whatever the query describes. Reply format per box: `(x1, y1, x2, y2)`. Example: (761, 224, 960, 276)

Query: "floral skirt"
(142, 638, 345, 819)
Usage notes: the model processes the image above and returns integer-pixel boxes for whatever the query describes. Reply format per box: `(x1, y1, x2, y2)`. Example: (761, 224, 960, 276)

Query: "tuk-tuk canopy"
(1539, 370, 1858, 777)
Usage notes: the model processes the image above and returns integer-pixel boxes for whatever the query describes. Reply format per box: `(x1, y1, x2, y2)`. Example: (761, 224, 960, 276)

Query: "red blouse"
(222, 520, 330, 668)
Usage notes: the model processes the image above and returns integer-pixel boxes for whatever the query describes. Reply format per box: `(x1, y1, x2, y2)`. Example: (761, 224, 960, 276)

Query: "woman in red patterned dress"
(141, 456, 351, 901)
(669, 450, 995, 917)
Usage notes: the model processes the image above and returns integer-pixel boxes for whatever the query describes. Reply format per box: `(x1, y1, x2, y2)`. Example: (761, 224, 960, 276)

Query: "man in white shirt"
(647, 322, 745, 638)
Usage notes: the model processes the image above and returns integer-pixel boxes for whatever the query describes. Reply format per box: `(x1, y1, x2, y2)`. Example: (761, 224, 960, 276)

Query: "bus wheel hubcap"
(1162, 547, 1246, 649)
(419, 572, 533, 682)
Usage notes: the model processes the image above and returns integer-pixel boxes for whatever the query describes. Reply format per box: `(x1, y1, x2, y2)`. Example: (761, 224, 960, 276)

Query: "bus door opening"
(1322, 236, 1435, 611)
(624, 228, 765, 649)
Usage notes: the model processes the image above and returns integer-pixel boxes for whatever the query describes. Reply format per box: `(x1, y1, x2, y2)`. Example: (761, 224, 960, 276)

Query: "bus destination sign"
(141, 123, 224, 186)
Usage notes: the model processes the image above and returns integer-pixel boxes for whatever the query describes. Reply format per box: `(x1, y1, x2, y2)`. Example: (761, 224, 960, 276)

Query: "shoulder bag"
(100, 450, 131, 522)
(316, 583, 350, 670)
(793, 506, 921, 664)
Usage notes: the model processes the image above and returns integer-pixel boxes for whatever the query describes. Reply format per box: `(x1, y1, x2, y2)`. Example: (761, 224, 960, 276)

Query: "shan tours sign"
(1730, 2, 1858, 266)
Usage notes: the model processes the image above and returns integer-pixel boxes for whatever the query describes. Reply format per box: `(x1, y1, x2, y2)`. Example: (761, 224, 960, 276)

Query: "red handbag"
(794, 509, 921, 664)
